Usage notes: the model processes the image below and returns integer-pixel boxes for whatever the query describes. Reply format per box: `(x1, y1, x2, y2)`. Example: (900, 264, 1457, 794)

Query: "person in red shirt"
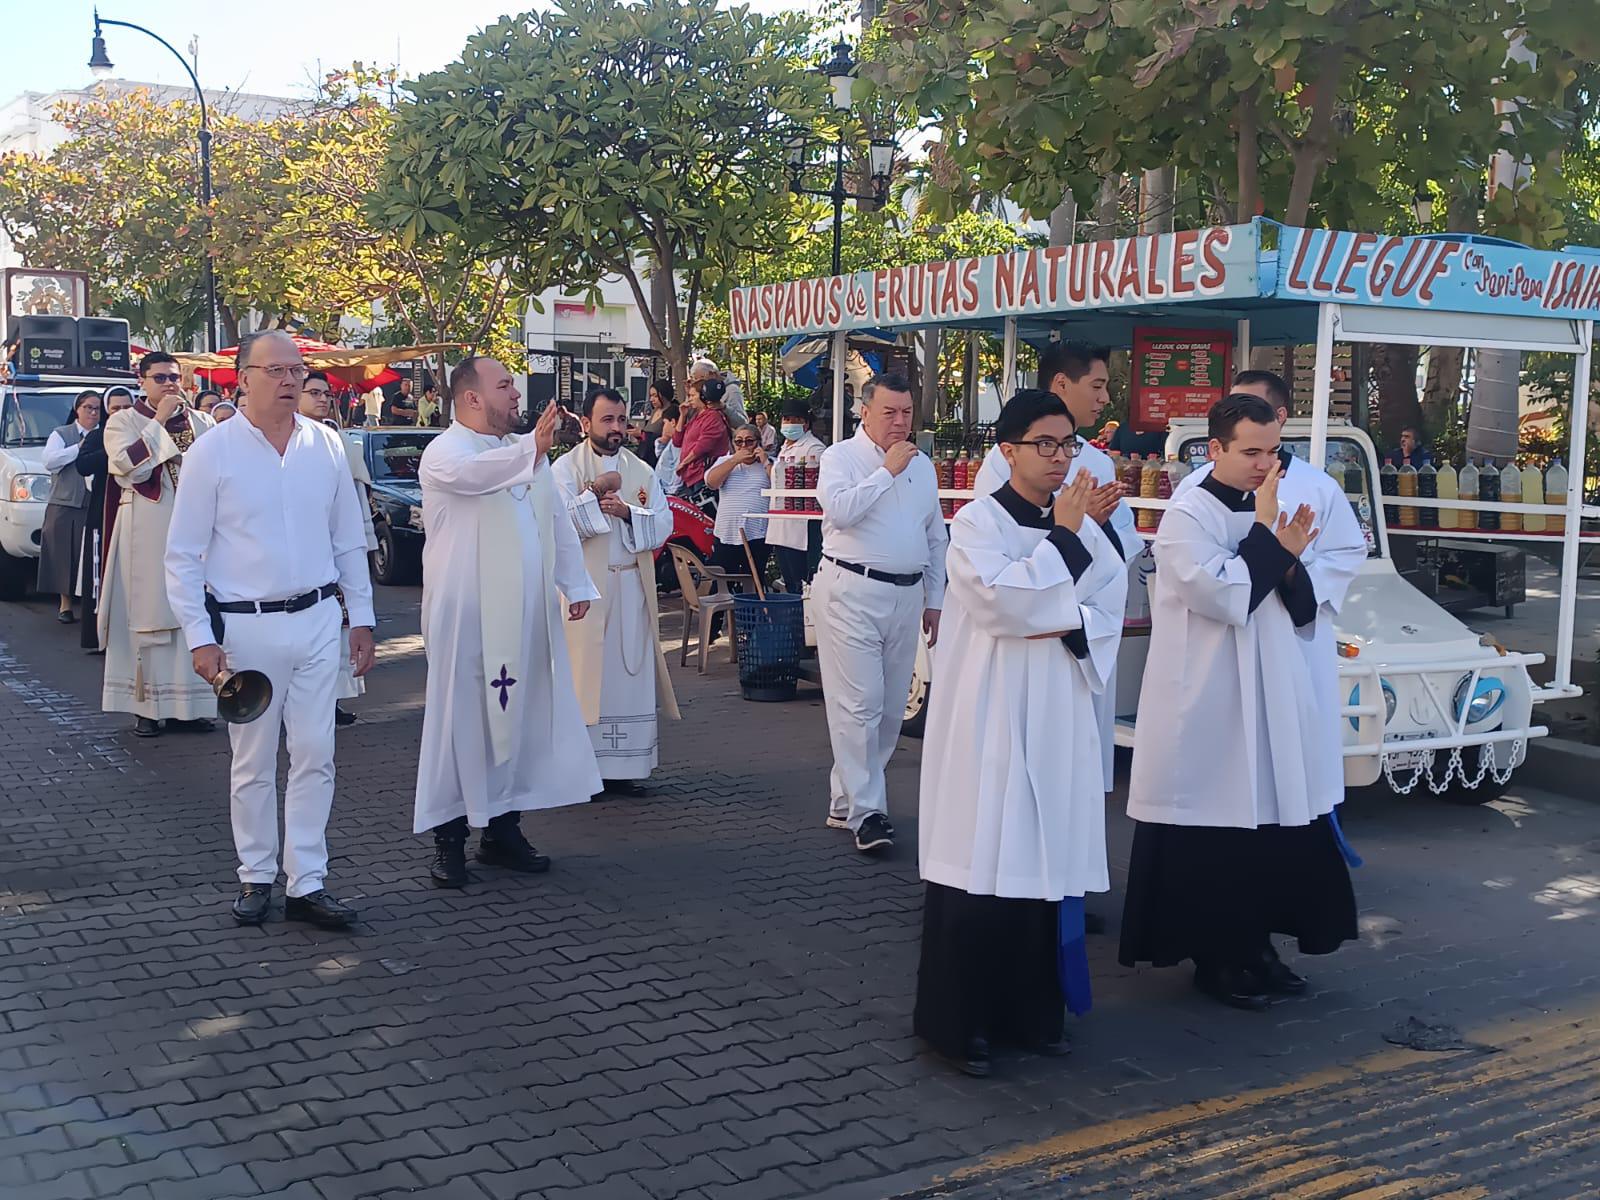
(673, 376, 733, 493)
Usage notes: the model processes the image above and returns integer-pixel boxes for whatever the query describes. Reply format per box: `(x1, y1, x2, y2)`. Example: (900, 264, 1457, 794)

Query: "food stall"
(729, 218, 1600, 800)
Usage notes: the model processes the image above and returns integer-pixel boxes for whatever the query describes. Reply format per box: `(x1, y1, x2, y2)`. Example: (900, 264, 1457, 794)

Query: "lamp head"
(88, 13, 114, 79)
(823, 40, 855, 112)
(1411, 186, 1434, 228)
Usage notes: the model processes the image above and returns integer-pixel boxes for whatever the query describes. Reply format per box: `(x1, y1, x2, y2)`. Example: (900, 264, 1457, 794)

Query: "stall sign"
(1131, 327, 1233, 433)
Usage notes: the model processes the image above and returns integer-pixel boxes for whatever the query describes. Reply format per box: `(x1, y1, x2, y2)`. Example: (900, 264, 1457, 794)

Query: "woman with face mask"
(767, 399, 827, 595)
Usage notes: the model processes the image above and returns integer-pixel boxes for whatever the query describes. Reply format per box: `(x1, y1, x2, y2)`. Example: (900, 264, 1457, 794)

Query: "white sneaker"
(826, 814, 850, 830)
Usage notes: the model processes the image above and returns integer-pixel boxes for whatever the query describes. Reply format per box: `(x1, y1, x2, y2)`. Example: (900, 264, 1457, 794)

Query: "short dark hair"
(138, 351, 179, 378)
(1209, 392, 1279, 445)
(303, 371, 330, 387)
(582, 387, 626, 418)
(195, 388, 221, 403)
(1038, 342, 1110, 390)
(74, 389, 100, 415)
(995, 388, 1073, 444)
(867, 371, 912, 400)
(424, 381, 438, 396)
(1232, 369, 1291, 415)
(650, 378, 674, 404)
(449, 356, 493, 404)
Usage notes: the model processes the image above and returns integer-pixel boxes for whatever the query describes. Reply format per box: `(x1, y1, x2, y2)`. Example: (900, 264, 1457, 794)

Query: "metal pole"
(831, 331, 846, 444)
(1236, 318, 1251, 372)
(832, 133, 846, 277)
(1001, 317, 1018, 399)
(1309, 302, 1335, 470)
(1553, 319, 1592, 694)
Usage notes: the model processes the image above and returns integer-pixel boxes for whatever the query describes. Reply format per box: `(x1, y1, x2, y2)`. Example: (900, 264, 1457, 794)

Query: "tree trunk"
(919, 327, 941, 430)
(1094, 174, 1121, 235)
(1234, 91, 1259, 223)
(1369, 343, 1423, 448)
(1048, 191, 1077, 245)
(1139, 167, 1175, 235)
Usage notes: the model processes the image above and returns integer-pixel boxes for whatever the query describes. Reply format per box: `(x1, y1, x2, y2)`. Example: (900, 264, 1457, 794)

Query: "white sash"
(478, 488, 525, 766)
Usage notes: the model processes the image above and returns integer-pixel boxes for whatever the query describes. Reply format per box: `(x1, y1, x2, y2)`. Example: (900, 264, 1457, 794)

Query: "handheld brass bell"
(212, 669, 272, 725)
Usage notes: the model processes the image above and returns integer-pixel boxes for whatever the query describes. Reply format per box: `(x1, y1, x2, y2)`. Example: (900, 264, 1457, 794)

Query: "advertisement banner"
(1131, 327, 1234, 433)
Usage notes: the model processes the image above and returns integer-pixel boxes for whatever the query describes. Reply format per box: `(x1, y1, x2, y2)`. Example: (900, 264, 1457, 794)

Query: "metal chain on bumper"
(1382, 740, 1523, 795)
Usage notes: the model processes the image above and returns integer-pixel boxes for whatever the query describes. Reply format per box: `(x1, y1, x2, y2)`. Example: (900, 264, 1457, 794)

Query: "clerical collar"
(1199, 472, 1256, 512)
(991, 483, 1052, 529)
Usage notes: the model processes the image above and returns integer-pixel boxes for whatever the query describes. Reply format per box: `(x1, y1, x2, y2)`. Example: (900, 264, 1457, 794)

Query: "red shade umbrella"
(193, 335, 402, 391)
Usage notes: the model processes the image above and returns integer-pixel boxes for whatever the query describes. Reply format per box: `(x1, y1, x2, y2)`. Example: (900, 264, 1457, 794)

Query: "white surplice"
(100, 402, 217, 721)
(973, 440, 1136, 792)
(1172, 452, 1366, 754)
(333, 436, 378, 701)
(1128, 483, 1343, 830)
(919, 490, 1127, 900)
(412, 424, 601, 833)
(552, 446, 678, 780)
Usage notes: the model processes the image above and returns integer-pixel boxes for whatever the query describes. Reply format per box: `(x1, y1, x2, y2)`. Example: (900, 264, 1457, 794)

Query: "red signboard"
(1131, 327, 1234, 433)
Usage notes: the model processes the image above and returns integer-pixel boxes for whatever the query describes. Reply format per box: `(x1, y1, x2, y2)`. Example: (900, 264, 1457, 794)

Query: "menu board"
(1131, 327, 1233, 433)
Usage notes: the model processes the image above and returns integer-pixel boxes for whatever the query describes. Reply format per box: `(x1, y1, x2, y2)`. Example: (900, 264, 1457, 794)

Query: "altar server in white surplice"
(552, 387, 680, 797)
(972, 342, 1133, 795)
(413, 358, 601, 890)
(1121, 393, 1357, 1014)
(915, 389, 1126, 1079)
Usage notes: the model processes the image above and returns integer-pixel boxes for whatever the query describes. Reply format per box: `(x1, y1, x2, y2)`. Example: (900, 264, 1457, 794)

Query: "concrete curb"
(1520, 735, 1600, 798)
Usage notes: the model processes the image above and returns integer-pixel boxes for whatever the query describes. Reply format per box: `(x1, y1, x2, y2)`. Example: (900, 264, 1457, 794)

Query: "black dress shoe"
(478, 816, 550, 874)
(430, 818, 469, 889)
(133, 717, 162, 738)
(285, 890, 356, 929)
(335, 706, 357, 727)
(1250, 945, 1309, 996)
(182, 718, 215, 732)
(1194, 962, 1271, 1011)
(57, 610, 75, 624)
(1027, 1038, 1072, 1058)
(232, 883, 272, 926)
(956, 1037, 992, 1078)
(602, 779, 644, 797)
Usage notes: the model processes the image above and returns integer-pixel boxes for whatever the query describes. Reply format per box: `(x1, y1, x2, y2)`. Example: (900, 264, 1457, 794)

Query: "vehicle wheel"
(372, 525, 417, 586)
(1439, 744, 1514, 805)
(0, 550, 32, 601)
(901, 672, 930, 739)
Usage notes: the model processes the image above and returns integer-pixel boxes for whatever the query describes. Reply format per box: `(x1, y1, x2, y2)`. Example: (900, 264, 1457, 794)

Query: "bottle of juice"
(1397, 460, 1418, 527)
(1478, 457, 1501, 531)
(1457, 458, 1479, 531)
(1138, 456, 1161, 532)
(1499, 458, 1522, 532)
(938, 451, 955, 518)
(785, 460, 800, 511)
(1417, 460, 1438, 529)
(1380, 456, 1399, 526)
(1521, 459, 1545, 533)
(1546, 458, 1568, 533)
(1154, 456, 1174, 530)
(1436, 460, 1459, 530)
(1165, 454, 1190, 491)
(805, 454, 821, 514)
(1122, 453, 1143, 495)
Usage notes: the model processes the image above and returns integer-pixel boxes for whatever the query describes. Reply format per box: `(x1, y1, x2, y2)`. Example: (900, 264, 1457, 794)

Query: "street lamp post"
(785, 40, 895, 277)
(89, 9, 218, 353)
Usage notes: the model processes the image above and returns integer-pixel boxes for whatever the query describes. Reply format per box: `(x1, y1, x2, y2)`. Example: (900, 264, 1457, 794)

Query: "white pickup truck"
(0, 379, 96, 599)
(900, 420, 1544, 804)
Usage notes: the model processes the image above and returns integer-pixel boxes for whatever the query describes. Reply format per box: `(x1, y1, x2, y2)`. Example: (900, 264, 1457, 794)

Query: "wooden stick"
(740, 531, 766, 600)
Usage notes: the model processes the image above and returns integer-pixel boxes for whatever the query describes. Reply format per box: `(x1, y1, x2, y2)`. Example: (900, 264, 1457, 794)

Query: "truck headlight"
(1348, 679, 1398, 731)
(408, 505, 425, 531)
(9, 474, 49, 503)
(1454, 675, 1505, 725)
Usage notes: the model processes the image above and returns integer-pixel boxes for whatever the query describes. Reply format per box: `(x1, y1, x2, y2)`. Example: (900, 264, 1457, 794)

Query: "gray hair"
(236, 329, 295, 370)
(732, 422, 760, 440)
(689, 358, 719, 380)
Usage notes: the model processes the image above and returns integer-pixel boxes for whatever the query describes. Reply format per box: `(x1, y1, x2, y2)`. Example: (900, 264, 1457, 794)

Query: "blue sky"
(15, 0, 815, 102)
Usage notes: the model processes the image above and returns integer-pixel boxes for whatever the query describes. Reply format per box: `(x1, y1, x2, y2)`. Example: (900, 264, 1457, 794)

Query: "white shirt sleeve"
(621, 469, 674, 555)
(43, 429, 81, 473)
(551, 490, 601, 604)
(163, 436, 223, 652)
(818, 444, 895, 529)
(329, 445, 376, 630)
(421, 433, 546, 496)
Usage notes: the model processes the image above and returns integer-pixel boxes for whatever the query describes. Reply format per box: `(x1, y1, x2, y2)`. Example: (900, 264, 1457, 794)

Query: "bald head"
(235, 330, 306, 425)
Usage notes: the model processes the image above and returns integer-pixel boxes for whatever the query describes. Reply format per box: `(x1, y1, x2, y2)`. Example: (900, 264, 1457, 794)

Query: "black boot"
(430, 817, 469, 888)
(478, 813, 550, 874)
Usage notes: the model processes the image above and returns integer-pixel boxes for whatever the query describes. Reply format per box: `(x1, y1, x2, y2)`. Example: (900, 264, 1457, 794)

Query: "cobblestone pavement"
(2, 585, 1598, 1200)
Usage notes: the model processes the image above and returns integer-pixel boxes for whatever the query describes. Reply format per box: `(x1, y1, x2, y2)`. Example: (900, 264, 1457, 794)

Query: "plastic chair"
(666, 543, 753, 673)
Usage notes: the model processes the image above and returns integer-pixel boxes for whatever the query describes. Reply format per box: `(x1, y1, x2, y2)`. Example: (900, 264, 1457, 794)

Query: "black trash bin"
(732, 593, 804, 702)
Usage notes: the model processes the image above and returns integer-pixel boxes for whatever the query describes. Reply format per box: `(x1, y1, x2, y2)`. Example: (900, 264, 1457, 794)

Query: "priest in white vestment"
(916, 390, 1127, 1078)
(100, 352, 216, 736)
(412, 358, 601, 889)
(552, 387, 680, 795)
(1121, 392, 1358, 1012)
(300, 371, 377, 725)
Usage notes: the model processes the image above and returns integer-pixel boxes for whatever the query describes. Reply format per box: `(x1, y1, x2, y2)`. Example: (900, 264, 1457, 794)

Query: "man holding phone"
(813, 372, 948, 855)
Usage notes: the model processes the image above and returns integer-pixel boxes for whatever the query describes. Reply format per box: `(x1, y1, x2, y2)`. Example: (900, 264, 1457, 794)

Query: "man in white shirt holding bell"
(166, 331, 376, 930)
(814, 372, 948, 855)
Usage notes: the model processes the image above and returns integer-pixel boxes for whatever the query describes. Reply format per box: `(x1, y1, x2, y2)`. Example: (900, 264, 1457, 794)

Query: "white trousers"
(813, 559, 923, 831)
(221, 601, 342, 897)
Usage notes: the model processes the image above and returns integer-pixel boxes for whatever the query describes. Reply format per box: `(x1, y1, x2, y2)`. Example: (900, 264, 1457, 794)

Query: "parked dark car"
(343, 426, 439, 586)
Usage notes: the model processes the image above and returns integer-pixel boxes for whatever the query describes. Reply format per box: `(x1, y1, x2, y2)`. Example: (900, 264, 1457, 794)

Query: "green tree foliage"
(873, 0, 1598, 244)
(374, 0, 826, 391)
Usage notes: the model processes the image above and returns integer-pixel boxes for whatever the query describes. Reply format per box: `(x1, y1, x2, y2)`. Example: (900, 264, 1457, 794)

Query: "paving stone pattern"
(1, 589, 1597, 1199)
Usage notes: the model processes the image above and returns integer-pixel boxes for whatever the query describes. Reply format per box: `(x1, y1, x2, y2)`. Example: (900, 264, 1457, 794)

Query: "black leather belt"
(824, 555, 922, 587)
(210, 583, 339, 615)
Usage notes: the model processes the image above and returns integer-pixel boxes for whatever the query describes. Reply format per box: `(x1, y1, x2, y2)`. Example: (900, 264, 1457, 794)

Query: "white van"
(0, 378, 102, 599)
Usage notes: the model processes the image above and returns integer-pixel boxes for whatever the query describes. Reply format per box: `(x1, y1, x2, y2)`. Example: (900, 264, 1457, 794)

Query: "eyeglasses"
(244, 364, 309, 381)
(733, 439, 758, 448)
(302, 387, 331, 398)
(145, 372, 181, 384)
(1006, 437, 1080, 459)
